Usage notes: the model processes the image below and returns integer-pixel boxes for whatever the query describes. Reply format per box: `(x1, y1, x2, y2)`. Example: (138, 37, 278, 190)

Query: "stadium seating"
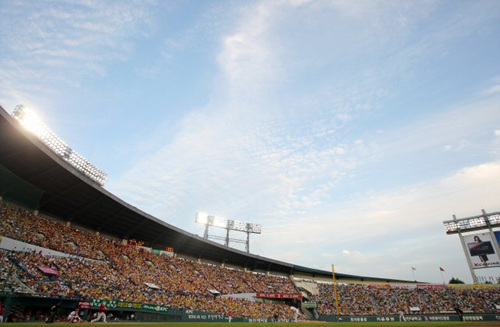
(312, 282, 500, 315)
(0, 201, 302, 321)
(1, 200, 499, 320)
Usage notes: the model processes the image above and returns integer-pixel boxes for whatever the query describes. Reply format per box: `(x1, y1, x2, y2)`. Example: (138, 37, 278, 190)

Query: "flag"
(439, 267, 445, 272)
(411, 267, 416, 271)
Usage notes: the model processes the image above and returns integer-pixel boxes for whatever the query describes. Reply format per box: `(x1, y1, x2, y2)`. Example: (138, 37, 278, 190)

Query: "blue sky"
(1, 0, 500, 284)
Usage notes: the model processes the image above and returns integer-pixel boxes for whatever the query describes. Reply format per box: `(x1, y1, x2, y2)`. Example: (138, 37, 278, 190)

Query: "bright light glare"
(195, 213, 228, 228)
(11, 104, 108, 186)
(18, 109, 49, 138)
(212, 216, 228, 228)
(195, 212, 209, 224)
(195, 213, 260, 233)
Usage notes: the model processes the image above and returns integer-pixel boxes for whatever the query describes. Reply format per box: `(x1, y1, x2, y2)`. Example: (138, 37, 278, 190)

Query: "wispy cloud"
(256, 160, 500, 280)
(0, 1, 154, 106)
(370, 98, 500, 156)
(482, 77, 500, 96)
(109, 0, 500, 228)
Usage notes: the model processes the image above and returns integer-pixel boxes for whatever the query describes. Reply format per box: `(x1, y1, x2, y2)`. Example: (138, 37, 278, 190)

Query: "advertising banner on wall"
(495, 231, 500, 250)
(464, 232, 500, 269)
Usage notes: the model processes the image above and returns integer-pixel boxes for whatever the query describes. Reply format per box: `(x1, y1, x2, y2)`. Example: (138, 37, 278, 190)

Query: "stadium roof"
(0, 105, 412, 283)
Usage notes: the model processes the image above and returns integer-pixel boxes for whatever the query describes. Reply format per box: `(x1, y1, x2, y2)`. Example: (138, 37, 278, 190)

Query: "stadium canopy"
(0, 106, 411, 284)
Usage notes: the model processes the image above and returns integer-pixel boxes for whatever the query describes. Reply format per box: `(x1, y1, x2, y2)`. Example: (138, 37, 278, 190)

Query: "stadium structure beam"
(221, 249, 234, 263)
(97, 207, 127, 233)
(24, 164, 61, 182)
(0, 173, 44, 200)
(67, 196, 105, 222)
(123, 219, 149, 240)
(266, 262, 273, 273)
(38, 181, 83, 209)
(171, 234, 191, 253)
(244, 257, 253, 270)
(150, 229, 170, 245)
(0, 145, 33, 161)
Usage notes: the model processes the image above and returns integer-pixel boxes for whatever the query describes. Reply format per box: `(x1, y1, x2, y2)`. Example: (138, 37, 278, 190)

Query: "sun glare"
(18, 108, 49, 138)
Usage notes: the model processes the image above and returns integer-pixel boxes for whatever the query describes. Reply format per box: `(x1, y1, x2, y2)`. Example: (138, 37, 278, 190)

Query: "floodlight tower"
(11, 105, 108, 186)
(443, 209, 500, 284)
(195, 213, 261, 253)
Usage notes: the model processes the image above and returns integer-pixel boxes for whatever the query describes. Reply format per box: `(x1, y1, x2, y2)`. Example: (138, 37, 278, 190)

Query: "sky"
(1, 0, 500, 284)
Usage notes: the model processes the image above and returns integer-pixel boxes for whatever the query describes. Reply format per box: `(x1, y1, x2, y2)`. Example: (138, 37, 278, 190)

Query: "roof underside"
(0, 106, 411, 283)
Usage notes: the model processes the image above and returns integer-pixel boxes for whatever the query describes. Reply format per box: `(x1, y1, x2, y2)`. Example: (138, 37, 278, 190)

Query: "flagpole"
(411, 267, 416, 281)
(332, 264, 340, 319)
(440, 267, 446, 285)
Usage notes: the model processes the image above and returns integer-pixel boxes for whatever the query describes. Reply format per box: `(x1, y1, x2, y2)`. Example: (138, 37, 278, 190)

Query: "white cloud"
(368, 98, 500, 158)
(217, 2, 281, 98)
(106, 3, 500, 285)
(253, 160, 500, 281)
(484, 84, 500, 96)
(481, 76, 500, 96)
(0, 1, 154, 106)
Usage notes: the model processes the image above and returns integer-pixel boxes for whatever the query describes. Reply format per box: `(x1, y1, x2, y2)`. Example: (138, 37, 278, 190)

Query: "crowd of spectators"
(0, 201, 302, 321)
(0, 202, 110, 260)
(312, 282, 500, 316)
(2, 201, 499, 319)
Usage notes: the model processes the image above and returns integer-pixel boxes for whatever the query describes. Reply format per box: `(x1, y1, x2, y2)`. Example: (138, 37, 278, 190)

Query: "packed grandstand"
(1, 200, 499, 322)
(0, 106, 499, 323)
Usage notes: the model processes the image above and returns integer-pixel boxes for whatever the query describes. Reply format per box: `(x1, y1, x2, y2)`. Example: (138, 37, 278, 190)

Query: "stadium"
(0, 104, 499, 325)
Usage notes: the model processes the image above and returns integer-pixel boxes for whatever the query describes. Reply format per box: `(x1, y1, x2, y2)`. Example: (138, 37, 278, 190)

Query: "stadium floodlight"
(11, 105, 108, 186)
(227, 220, 261, 234)
(195, 212, 209, 224)
(443, 212, 500, 234)
(195, 213, 261, 252)
(443, 210, 500, 284)
(195, 213, 228, 228)
(212, 216, 228, 228)
(15, 109, 48, 138)
(246, 222, 262, 234)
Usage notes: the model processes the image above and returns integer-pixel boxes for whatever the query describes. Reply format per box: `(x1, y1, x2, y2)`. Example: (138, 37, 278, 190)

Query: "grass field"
(3, 322, 499, 327)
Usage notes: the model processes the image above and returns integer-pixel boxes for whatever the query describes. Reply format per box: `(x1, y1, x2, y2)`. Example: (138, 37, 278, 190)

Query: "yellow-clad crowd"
(313, 282, 500, 315)
(0, 201, 302, 321)
(2, 200, 499, 319)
